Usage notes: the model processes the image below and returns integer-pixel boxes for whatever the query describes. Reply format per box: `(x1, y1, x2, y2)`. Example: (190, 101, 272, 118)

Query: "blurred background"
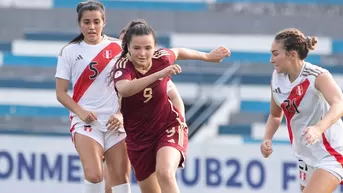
(0, 0, 343, 192)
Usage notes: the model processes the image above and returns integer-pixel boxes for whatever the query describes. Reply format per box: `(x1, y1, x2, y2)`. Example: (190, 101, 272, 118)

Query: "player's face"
(270, 40, 292, 73)
(128, 34, 155, 68)
(79, 10, 105, 45)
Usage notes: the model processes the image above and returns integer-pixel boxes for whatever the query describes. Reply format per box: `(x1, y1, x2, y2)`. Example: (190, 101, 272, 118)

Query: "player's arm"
(170, 46, 230, 63)
(114, 94, 123, 122)
(115, 64, 181, 97)
(55, 49, 96, 122)
(314, 72, 343, 133)
(167, 81, 185, 118)
(56, 78, 84, 115)
(263, 92, 283, 141)
(115, 70, 160, 97)
(55, 49, 84, 115)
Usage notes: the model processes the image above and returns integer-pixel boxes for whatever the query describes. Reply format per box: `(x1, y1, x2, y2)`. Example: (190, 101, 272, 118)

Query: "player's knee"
(156, 167, 176, 184)
(107, 164, 130, 183)
(108, 170, 130, 184)
(84, 169, 103, 183)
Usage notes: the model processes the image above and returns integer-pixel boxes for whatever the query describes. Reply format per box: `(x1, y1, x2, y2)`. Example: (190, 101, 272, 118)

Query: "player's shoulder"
(302, 62, 328, 78)
(115, 56, 131, 70)
(58, 42, 80, 57)
(104, 35, 122, 45)
(152, 48, 172, 59)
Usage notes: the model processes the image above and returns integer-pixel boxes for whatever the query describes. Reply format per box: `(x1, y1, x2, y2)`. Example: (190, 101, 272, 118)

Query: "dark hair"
(69, 0, 106, 44)
(119, 19, 156, 59)
(119, 27, 127, 38)
(274, 28, 318, 60)
(108, 19, 156, 85)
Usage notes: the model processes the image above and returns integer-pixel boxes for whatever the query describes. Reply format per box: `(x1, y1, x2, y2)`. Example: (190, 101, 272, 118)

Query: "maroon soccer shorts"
(127, 124, 188, 181)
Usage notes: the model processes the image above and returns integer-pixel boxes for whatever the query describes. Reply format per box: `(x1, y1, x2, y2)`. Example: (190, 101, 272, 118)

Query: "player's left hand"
(106, 113, 123, 131)
(205, 46, 231, 63)
(302, 126, 322, 145)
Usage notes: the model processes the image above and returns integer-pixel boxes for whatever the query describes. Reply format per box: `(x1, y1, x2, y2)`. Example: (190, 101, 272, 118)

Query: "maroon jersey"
(113, 49, 184, 150)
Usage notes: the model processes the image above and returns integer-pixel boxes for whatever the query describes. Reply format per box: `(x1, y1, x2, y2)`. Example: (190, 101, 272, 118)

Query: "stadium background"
(1, 0, 343, 192)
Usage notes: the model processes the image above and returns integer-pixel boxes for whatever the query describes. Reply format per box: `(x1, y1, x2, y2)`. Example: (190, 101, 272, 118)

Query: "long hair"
(108, 19, 156, 86)
(69, 0, 105, 44)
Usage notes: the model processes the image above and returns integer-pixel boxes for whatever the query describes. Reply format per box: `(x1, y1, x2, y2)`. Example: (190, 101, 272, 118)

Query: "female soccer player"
(260, 28, 343, 193)
(103, 26, 186, 193)
(110, 19, 230, 193)
(55, 1, 130, 193)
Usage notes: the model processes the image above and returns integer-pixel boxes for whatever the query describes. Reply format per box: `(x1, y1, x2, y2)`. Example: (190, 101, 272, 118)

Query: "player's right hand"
(260, 140, 273, 158)
(78, 109, 97, 124)
(157, 64, 182, 79)
(205, 46, 231, 63)
(106, 113, 123, 131)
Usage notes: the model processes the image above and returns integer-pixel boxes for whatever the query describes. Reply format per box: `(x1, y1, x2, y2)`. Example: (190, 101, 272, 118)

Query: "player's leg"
(73, 127, 104, 193)
(104, 130, 131, 193)
(103, 161, 112, 193)
(156, 146, 181, 193)
(303, 168, 340, 193)
(137, 172, 161, 193)
(155, 125, 188, 193)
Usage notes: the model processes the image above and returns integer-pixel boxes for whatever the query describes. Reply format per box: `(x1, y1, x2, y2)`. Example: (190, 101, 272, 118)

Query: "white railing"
(186, 62, 241, 137)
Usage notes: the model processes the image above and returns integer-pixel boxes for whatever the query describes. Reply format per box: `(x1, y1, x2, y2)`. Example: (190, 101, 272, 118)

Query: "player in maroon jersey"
(109, 19, 230, 193)
(103, 25, 187, 193)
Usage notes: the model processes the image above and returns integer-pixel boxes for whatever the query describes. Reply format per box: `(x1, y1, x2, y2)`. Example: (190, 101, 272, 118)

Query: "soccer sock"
(111, 183, 131, 193)
(84, 180, 104, 193)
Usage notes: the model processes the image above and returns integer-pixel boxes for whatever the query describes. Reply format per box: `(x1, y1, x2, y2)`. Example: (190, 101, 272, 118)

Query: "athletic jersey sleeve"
(163, 48, 176, 65)
(154, 48, 176, 66)
(55, 46, 72, 80)
(113, 58, 132, 84)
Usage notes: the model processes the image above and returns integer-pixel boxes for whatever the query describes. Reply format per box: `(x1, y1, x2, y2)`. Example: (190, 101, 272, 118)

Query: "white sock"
(111, 183, 131, 193)
(84, 180, 104, 193)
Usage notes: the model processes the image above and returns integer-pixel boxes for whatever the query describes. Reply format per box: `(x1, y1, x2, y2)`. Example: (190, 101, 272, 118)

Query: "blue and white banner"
(1, 134, 343, 193)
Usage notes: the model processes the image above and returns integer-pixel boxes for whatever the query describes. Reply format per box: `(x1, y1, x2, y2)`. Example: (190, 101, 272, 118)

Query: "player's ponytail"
(120, 31, 130, 59)
(69, 0, 105, 44)
(69, 34, 84, 44)
(305, 36, 318, 51)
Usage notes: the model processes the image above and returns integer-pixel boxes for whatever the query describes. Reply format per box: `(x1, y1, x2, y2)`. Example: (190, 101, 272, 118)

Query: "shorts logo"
(84, 125, 93, 132)
(299, 171, 306, 181)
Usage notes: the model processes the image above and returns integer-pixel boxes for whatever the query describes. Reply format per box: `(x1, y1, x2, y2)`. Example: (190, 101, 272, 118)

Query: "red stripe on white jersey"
(72, 42, 121, 103)
(281, 79, 310, 144)
(322, 134, 343, 168)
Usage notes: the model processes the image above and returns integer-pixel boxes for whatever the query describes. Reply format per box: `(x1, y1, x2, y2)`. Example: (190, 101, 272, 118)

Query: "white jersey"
(272, 62, 343, 167)
(55, 36, 122, 132)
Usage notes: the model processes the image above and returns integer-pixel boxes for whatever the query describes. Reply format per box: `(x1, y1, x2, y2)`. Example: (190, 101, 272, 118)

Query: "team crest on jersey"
(115, 71, 123, 79)
(103, 50, 113, 59)
(296, 85, 303, 96)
